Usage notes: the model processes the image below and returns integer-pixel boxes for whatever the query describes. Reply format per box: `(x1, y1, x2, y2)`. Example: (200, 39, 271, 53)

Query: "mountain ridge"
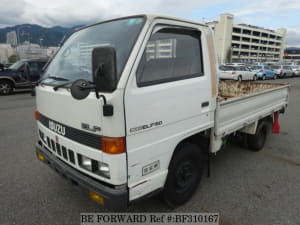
(0, 24, 84, 47)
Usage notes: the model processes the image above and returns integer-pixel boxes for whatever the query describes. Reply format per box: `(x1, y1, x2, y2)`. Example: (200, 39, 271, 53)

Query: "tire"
(273, 74, 277, 80)
(262, 75, 266, 80)
(247, 120, 271, 151)
(237, 75, 242, 82)
(253, 75, 257, 81)
(163, 142, 204, 207)
(0, 80, 13, 95)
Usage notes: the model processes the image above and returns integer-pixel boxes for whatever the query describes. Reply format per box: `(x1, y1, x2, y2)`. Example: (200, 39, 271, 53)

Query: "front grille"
(51, 140, 56, 152)
(39, 113, 102, 150)
(56, 143, 61, 156)
(68, 150, 75, 164)
(62, 146, 68, 160)
(39, 130, 77, 167)
(47, 137, 51, 148)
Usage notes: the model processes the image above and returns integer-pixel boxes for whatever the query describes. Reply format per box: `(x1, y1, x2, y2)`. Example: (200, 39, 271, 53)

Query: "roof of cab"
(77, 14, 208, 31)
(145, 14, 208, 27)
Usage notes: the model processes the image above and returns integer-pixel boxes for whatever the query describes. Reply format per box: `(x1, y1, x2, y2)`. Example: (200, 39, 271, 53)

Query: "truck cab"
(34, 14, 288, 209)
(0, 59, 47, 95)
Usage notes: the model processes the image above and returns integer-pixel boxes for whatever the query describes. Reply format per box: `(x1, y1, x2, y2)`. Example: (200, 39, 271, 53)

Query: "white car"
(270, 65, 294, 78)
(219, 65, 257, 81)
(291, 65, 300, 76)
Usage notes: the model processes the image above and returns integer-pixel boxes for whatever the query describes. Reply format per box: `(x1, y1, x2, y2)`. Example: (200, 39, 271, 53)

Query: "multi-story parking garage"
(283, 47, 300, 64)
(208, 14, 286, 64)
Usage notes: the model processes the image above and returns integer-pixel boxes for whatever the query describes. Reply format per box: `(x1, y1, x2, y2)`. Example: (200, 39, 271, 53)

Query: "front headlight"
(78, 154, 110, 179)
(96, 161, 110, 179)
(78, 155, 93, 171)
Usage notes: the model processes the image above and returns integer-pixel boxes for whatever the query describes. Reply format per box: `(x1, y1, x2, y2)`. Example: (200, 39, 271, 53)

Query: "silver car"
(291, 65, 300, 76)
(270, 65, 294, 78)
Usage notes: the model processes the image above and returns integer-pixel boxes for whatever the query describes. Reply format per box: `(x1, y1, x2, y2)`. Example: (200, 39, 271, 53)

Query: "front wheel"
(163, 142, 204, 207)
(273, 74, 277, 80)
(0, 80, 13, 95)
(262, 75, 266, 80)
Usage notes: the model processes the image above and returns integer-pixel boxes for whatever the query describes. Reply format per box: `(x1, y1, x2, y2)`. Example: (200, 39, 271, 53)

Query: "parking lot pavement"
(0, 78, 300, 225)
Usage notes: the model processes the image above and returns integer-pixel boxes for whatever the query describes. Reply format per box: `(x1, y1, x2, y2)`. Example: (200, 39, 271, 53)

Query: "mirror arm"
(99, 95, 107, 104)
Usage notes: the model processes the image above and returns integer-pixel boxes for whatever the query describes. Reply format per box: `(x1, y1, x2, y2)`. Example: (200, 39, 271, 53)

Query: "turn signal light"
(89, 191, 105, 205)
(101, 137, 126, 154)
(34, 110, 39, 121)
(36, 152, 45, 161)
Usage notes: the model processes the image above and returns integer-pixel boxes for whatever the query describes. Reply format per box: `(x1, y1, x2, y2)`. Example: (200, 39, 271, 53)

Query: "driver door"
(27, 62, 41, 82)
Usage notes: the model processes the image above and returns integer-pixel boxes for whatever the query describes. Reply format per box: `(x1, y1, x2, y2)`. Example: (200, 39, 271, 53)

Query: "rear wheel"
(163, 142, 204, 207)
(253, 75, 257, 81)
(262, 75, 266, 80)
(247, 120, 272, 151)
(273, 74, 277, 80)
(0, 80, 13, 95)
(237, 75, 242, 82)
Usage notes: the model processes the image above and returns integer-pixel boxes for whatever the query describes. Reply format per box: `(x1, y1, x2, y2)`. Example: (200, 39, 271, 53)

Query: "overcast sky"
(0, 0, 299, 45)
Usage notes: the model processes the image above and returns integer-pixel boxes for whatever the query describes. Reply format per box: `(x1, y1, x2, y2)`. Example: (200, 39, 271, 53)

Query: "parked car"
(291, 65, 300, 76)
(270, 65, 294, 78)
(219, 65, 257, 81)
(0, 59, 47, 95)
(250, 65, 276, 80)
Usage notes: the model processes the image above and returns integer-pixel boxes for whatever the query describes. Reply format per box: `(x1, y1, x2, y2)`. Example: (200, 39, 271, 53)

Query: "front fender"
(0, 76, 16, 86)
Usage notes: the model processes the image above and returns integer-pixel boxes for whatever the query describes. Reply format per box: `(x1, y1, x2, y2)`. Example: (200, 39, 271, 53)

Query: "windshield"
(251, 66, 262, 70)
(9, 61, 24, 70)
(42, 17, 145, 85)
(220, 66, 235, 71)
(271, 65, 281, 69)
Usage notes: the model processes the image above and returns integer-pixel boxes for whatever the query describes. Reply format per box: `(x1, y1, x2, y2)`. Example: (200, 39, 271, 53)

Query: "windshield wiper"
(46, 76, 69, 81)
(38, 75, 69, 84)
(53, 81, 72, 91)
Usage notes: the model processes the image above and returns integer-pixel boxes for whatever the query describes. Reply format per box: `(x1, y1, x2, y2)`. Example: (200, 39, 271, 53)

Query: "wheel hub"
(175, 162, 194, 189)
(0, 83, 11, 94)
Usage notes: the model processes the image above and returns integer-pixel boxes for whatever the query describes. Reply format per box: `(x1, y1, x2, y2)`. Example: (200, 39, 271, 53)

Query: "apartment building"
(208, 14, 286, 64)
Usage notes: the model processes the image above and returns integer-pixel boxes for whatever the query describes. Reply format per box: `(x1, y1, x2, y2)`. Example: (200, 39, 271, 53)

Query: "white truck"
(34, 15, 290, 209)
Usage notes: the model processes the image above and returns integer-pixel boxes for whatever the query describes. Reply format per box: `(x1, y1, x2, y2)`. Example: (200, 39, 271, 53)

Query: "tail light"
(101, 137, 126, 154)
(259, 70, 263, 72)
(296, 69, 300, 72)
(231, 71, 236, 75)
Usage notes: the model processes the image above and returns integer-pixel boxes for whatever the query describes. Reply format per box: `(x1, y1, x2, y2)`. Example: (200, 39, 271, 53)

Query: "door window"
(136, 27, 203, 87)
(265, 66, 271, 70)
(28, 62, 39, 74)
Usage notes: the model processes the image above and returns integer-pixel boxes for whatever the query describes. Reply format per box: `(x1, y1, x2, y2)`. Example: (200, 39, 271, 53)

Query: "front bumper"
(35, 142, 128, 210)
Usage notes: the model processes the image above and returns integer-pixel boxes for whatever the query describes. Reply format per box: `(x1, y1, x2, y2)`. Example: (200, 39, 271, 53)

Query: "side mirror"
(92, 46, 117, 93)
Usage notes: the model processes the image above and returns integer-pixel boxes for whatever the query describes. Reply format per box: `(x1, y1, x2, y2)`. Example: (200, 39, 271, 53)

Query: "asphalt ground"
(0, 78, 300, 225)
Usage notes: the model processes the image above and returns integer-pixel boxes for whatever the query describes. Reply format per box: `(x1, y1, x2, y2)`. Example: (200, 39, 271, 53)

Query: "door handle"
(201, 101, 209, 107)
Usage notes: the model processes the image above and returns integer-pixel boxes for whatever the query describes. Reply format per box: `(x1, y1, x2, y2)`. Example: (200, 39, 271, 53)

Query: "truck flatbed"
(215, 81, 289, 141)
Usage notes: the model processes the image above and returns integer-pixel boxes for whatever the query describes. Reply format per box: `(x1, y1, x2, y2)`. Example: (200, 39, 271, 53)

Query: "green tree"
(8, 54, 19, 63)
